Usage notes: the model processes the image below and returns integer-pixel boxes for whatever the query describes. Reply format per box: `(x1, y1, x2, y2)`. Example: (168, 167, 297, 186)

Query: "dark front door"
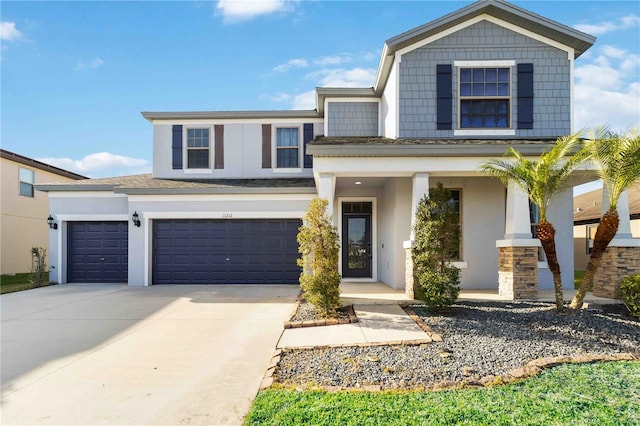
(67, 221, 129, 283)
(342, 202, 372, 278)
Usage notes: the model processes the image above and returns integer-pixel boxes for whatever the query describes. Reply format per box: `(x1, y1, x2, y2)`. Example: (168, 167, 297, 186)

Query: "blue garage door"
(153, 219, 301, 284)
(67, 221, 128, 283)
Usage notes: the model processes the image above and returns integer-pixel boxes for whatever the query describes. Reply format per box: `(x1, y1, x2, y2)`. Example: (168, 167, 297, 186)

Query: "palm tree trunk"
(537, 220, 564, 311)
(570, 209, 619, 309)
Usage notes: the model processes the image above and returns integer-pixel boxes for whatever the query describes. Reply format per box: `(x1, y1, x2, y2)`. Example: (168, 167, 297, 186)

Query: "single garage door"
(153, 219, 301, 284)
(67, 221, 128, 283)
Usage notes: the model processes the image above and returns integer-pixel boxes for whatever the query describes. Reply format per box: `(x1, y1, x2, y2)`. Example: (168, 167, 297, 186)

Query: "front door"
(342, 202, 372, 278)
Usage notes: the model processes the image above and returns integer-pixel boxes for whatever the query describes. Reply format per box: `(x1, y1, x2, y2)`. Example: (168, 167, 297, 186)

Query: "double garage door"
(153, 219, 302, 284)
(67, 219, 301, 285)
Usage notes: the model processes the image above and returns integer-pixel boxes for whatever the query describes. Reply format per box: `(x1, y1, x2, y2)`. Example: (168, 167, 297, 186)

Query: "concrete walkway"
(278, 304, 429, 348)
(1, 284, 298, 426)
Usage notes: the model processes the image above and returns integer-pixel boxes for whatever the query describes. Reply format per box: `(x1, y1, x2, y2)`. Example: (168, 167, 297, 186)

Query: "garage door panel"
(153, 219, 301, 285)
(68, 221, 128, 283)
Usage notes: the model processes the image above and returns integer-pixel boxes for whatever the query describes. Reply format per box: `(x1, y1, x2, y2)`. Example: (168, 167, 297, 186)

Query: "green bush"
(412, 183, 461, 308)
(620, 274, 640, 319)
(297, 198, 341, 317)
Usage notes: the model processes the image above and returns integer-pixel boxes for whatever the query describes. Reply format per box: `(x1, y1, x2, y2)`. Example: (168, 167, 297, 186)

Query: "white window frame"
(19, 168, 35, 197)
(273, 125, 302, 172)
(184, 127, 212, 171)
(453, 60, 516, 136)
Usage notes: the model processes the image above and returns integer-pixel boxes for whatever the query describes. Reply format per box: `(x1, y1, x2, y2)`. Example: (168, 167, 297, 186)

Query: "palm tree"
(570, 128, 640, 309)
(481, 133, 587, 311)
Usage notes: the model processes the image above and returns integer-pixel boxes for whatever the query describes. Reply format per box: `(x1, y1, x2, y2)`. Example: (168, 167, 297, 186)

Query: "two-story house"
(1, 149, 86, 275)
(38, 0, 613, 299)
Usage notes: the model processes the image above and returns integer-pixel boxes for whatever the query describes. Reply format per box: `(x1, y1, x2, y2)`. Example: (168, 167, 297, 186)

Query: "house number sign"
(222, 213, 233, 218)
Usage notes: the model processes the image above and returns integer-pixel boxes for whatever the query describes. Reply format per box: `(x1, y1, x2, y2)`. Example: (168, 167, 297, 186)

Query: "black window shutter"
(517, 63, 534, 129)
(303, 123, 314, 168)
(436, 64, 452, 130)
(172, 125, 183, 169)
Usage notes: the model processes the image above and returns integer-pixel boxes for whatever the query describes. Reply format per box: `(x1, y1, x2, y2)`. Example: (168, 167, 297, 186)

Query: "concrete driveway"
(1, 283, 297, 425)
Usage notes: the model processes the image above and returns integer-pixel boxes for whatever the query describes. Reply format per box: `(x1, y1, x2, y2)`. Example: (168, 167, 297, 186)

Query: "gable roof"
(574, 185, 640, 225)
(0, 149, 87, 180)
(373, 0, 595, 94)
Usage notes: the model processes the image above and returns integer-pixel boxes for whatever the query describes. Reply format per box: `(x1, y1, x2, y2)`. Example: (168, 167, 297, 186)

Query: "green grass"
(575, 270, 585, 289)
(246, 361, 640, 426)
(1, 273, 53, 294)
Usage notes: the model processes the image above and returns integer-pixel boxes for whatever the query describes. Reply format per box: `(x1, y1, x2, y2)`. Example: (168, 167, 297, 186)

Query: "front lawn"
(246, 361, 640, 425)
(1, 273, 53, 294)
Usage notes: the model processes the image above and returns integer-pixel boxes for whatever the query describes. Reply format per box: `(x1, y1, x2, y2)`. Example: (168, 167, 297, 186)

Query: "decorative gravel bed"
(275, 301, 640, 390)
(290, 299, 353, 323)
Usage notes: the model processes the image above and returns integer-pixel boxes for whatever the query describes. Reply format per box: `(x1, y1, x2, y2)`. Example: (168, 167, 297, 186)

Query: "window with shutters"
(275, 127, 300, 169)
(459, 67, 511, 129)
(186, 128, 210, 169)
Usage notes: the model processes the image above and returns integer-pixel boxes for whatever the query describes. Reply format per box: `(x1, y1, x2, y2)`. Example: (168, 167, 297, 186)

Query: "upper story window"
(459, 67, 511, 128)
(276, 127, 299, 168)
(19, 168, 34, 197)
(186, 128, 210, 169)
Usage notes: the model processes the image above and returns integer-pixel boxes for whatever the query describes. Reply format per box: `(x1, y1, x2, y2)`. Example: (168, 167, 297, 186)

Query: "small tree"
(29, 247, 48, 285)
(297, 198, 342, 317)
(412, 183, 461, 308)
(570, 128, 640, 309)
(481, 133, 587, 311)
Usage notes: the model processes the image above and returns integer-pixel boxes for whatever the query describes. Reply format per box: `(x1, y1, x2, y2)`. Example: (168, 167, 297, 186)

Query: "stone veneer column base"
(593, 246, 640, 299)
(405, 248, 415, 299)
(498, 246, 538, 300)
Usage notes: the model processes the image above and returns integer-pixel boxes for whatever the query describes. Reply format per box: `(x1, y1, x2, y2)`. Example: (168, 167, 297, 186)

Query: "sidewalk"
(278, 304, 430, 349)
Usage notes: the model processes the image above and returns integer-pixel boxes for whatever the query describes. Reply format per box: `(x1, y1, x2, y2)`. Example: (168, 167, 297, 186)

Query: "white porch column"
(504, 183, 532, 239)
(496, 183, 539, 300)
(603, 189, 633, 240)
(317, 173, 336, 220)
(409, 172, 430, 240)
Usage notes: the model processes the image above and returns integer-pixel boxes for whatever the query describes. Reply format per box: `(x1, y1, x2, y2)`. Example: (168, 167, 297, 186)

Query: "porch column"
(405, 172, 429, 299)
(317, 173, 336, 221)
(496, 183, 539, 300)
(593, 189, 640, 299)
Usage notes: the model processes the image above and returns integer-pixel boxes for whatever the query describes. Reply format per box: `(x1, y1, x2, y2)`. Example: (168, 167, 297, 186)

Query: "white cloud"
(273, 58, 308, 72)
(574, 14, 640, 35)
(574, 45, 640, 132)
(292, 90, 316, 110)
(312, 67, 376, 87)
(76, 57, 104, 71)
(314, 54, 353, 66)
(216, 0, 291, 24)
(0, 21, 23, 41)
(38, 152, 150, 178)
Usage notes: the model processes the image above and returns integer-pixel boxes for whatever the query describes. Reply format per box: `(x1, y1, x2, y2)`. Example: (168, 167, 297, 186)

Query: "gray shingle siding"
(327, 102, 379, 136)
(399, 20, 571, 138)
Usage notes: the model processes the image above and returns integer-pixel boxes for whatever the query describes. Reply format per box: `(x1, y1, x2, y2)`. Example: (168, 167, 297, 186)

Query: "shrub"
(28, 247, 48, 286)
(412, 183, 461, 308)
(620, 274, 640, 319)
(297, 198, 341, 317)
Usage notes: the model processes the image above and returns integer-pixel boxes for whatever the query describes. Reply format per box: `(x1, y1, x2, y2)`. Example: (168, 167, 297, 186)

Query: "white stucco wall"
(152, 120, 322, 179)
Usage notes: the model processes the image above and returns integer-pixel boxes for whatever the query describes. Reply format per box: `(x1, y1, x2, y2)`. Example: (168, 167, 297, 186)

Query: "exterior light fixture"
(132, 211, 141, 227)
(355, 181, 362, 185)
(47, 215, 58, 230)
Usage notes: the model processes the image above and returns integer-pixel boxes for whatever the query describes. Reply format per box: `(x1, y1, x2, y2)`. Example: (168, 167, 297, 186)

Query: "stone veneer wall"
(593, 246, 640, 299)
(498, 247, 538, 300)
(405, 248, 415, 299)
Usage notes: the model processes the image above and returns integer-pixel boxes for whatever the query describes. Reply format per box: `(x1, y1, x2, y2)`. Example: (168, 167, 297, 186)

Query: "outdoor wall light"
(132, 211, 141, 227)
(47, 215, 58, 230)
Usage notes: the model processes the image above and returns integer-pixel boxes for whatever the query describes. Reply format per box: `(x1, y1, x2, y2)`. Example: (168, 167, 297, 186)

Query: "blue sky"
(1, 0, 639, 182)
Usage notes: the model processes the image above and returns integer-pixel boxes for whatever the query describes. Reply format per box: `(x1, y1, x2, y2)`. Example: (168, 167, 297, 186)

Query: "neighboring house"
(0, 149, 86, 275)
(39, 0, 630, 300)
(574, 185, 640, 271)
